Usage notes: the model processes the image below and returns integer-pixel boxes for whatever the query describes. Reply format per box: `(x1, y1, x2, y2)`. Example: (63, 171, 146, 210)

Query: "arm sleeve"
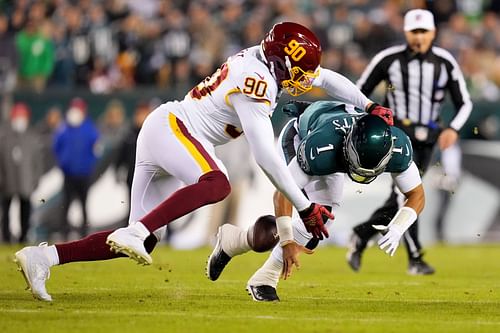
(286, 157, 311, 189)
(325, 173, 344, 209)
(313, 67, 370, 109)
(445, 56, 473, 131)
(230, 93, 311, 211)
(392, 161, 422, 194)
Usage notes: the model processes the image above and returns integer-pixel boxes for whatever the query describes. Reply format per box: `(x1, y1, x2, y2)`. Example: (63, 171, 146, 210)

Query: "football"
(247, 215, 279, 252)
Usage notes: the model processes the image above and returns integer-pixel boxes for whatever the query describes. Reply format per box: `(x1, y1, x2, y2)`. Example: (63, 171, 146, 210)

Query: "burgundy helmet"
(261, 22, 322, 96)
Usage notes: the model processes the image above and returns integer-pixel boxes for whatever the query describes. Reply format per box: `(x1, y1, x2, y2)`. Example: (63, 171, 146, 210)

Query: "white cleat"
(106, 224, 152, 265)
(14, 243, 53, 302)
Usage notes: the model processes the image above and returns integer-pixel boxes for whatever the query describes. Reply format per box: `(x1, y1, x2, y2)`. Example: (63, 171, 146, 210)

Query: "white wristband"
(276, 216, 293, 246)
(390, 207, 418, 234)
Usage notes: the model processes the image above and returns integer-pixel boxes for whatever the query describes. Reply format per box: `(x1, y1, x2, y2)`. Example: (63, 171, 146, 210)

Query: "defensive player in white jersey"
(14, 22, 393, 302)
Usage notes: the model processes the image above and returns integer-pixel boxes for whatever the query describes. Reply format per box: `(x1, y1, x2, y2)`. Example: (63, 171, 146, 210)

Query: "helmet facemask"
(281, 56, 319, 96)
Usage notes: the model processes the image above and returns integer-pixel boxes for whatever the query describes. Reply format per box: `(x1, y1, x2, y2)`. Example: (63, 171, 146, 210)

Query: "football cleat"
(14, 243, 53, 302)
(247, 285, 280, 302)
(408, 257, 435, 275)
(206, 226, 232, 281)
(106, 224, 152, 265)
(346, 232, 367, 272)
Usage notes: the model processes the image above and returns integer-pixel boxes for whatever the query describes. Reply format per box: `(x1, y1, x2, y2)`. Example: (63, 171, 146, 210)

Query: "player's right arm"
(230, 92, 311, 212)
(314, 68, 393, 125)
(272, 189, 314, 280)
(229, 93, 331, 240)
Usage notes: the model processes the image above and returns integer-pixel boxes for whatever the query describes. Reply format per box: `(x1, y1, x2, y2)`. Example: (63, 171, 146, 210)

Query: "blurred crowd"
(0, 0, 499, 99)
(0, 96, 155, 243)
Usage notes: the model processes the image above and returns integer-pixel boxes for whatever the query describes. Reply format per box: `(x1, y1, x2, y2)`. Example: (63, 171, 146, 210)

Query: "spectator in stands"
(96, 99, 128, 174)
(49, 23, 74, 89)
(65, 5, 92, 86)
(15, 19, 54, 92)
(0, 14, 18, 94)
(36, 105, 62, 174)
(0, 103, 43, 243)
(1, 0, 497, 95)
(53, 98, 99, 240)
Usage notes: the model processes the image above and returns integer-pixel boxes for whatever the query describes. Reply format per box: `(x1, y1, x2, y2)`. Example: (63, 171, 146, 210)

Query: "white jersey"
(164, 45, 372, 147)
(148, 45, 373, 212)
(167, 46, 278, 146)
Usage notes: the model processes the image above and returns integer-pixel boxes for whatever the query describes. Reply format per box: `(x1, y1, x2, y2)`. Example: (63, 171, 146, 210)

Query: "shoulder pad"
(387, 127, 413, 173)
(228, 56, 278, 104)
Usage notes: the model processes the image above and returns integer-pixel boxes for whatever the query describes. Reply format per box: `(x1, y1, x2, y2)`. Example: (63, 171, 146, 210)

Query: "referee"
(346, 9, 472, 275)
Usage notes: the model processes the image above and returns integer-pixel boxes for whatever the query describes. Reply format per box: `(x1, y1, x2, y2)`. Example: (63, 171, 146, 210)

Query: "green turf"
(1, 244, 499, 333)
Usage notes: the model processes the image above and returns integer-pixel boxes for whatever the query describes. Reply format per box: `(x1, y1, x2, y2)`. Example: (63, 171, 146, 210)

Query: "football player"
(206, 100, 425, 302)
(14, 22, 393, 302)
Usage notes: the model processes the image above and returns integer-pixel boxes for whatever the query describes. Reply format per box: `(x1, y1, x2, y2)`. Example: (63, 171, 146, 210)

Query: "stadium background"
(1, 0, 499, 247)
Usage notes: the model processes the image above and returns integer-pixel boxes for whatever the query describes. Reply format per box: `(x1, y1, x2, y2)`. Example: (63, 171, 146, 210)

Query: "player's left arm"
(373, 161, 425, 256)
(314, 67, 370, 109)
(394, 161, 425, 214)
(314, 68, 393, 125)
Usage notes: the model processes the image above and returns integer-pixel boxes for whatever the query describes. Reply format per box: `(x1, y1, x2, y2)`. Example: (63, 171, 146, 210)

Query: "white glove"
(372, 207, 418, 257)
(372, 223, 404, 256)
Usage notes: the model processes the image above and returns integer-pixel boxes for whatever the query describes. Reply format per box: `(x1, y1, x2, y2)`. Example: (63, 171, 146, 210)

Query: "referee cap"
(404, 9, 435, 31)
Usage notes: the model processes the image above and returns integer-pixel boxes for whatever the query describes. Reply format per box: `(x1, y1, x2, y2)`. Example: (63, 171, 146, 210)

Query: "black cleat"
(247, 285, 280, 302)
(206, 227, 232, 281)
(346, 232, 367, 272)
(408, 257, 435, 275)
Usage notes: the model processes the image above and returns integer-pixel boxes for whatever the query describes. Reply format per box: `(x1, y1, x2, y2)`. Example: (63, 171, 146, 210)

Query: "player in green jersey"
(207, 100, 425, 302)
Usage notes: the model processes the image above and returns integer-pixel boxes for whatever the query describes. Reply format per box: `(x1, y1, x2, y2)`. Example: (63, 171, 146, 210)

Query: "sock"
(43, 245, 60, 267)
(144, 234, 159, 253)
(141, 170, 230, 232)
(220, 224, 251, 257)
(247, 255, 282, 288)
(56, 230, 125, 264)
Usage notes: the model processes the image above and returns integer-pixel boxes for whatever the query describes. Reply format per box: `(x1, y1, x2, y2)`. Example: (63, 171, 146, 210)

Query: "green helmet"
(344, 114, 394, 184)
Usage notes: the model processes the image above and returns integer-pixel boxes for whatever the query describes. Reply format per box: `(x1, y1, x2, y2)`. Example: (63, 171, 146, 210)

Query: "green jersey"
(280, 101, 413, 176)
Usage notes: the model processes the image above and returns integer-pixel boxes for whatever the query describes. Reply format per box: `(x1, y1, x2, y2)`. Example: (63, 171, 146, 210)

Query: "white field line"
(1, 308, 500, 326)
(2, 289, 499, 304)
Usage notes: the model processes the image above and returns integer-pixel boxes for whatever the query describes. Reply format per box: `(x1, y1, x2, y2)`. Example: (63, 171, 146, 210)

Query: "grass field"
(1, 244, 500, 333)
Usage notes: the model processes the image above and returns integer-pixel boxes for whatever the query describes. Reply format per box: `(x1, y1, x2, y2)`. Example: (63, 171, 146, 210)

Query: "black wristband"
(298, 203, 314, 218)
(366, 103, 380, 114)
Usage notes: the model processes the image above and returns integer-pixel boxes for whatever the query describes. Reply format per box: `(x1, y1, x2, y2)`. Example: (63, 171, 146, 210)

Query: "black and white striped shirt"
(357, 45, 472, 132)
